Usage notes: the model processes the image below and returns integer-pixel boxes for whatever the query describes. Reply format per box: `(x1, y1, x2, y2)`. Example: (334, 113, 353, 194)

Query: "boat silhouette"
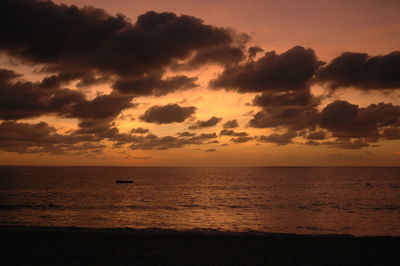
(115, 180, 133, 184)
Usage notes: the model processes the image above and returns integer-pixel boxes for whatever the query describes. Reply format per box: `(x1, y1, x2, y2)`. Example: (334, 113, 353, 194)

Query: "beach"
(2, 0, 400, 264)
(2, 226, 400, 266)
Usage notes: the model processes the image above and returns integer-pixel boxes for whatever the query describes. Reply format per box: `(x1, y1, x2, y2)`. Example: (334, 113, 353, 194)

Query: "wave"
(0, 204, 61, 210)
(363, 206, 400, 211)
(3, 224, 397, 238)
(0, 204, 181, 211)
(124, 205, 179, 211)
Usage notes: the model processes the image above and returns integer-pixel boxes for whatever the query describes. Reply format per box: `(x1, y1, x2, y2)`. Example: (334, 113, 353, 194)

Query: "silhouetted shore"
(1, 226, 400, 265)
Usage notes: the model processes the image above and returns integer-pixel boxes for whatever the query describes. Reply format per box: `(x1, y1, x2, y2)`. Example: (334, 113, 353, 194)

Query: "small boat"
(115, 180, 133, 184)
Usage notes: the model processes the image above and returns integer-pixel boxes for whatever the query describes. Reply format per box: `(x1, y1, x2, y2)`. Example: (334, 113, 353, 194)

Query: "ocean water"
(0, 166, 399, 236)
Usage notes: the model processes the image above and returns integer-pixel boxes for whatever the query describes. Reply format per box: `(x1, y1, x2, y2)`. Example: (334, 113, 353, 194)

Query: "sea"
(1, 166, 399, 236)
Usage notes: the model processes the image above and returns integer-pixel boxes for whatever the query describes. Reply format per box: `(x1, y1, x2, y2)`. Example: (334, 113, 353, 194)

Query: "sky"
(0, 0, 400, 166)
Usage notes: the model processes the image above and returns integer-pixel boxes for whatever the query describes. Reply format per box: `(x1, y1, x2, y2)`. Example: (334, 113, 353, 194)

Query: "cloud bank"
(0, 0, 399, 157)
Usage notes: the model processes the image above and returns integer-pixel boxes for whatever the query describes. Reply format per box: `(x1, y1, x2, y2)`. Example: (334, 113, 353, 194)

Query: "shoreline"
(1, 225, 399, 238)
(2, 165, 400, 168)
(2, 225, 400, 265)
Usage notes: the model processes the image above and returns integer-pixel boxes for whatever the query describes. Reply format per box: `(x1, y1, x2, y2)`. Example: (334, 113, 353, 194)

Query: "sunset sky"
(1, 0, 400, 166)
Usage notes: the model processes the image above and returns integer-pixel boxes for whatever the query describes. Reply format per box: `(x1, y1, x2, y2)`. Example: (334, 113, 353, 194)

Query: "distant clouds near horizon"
(0, 0, 399, 166)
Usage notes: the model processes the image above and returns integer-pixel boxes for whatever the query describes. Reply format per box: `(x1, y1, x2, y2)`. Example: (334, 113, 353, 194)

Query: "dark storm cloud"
(2, 1, 400, 155)
(249, 87, 400, 149)
(0, 68, 135, 121)
(252, 90, 318, 107)
(210, 46, 323, 93)
(38, 72, 99, 89)
(70, 93, 135, 120)
(175, 45, 246, 70)
(176, 131, 196, 137)
(319, 101, 400, 139)
(128, 134, 213, 150)
(0, 70, 134, 149)
(140, 104, 196, 124)
(113, 74, 198, 96)
(251, 99, 400, 149)
(230, 136, 253, 143)
(209, 46, 323, 133)
(75, 119, 115, 135)
(316, 51, 400, 90)
(322, 139, 371, 150)
(222, 119, 239, 129)
(248, 46, 264, 60)
(249, 105, 320, 131)
(257, 131, 297, 146)
(304, 139, 373, 150)
(73, 122, 214, 151)
(0, 73, 52, 120)
(106, 130, 218, 150)
(0, 0, 241, 96)
(220, 129, 248, 137)
(129, 135, 181, 150)
(196, 133, 218, 139)
(0, 69, 82, 120)
(188, 116, 222, 130)
(0, 121, 100, 154)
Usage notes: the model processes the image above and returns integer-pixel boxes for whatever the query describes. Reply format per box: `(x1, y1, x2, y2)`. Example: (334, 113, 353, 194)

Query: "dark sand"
(1, 226, 400, 266)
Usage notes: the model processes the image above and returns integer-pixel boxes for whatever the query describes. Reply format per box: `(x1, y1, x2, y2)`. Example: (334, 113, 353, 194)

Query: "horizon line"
(1, 165, 400, 168)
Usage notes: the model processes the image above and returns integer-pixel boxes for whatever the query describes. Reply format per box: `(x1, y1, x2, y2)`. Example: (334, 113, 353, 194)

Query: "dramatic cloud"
(1, 0, 400, 157)
(220, 129, 248, 137)
(188, 116, 222, 129)
(0, 0, 243, 96)
(176, 131, 196, 137)
(208, 44, 400, 150)
(75, 122, 219, 151)
(196, 133, 218, 139)
(249, 105, 320, 131)
(248, 46, 264, 59)
(222, 119, 239, 129)
(230, 136, 253, 143)
(322, 139, 371, 150)
(175, 45, 246, 70)
(257, 131, 297, 146)
(0, 121, 100, 154)
(210, 46, 323, 93)
(113, 74, 198, 96)
(320, 101, 400, 139)
(140, 104, 196, 124)
(70, 93, 134, 120)
(252, 100, 400, 149)
(128, 132, 217, 150)
(248, 89, 321, 130)
(0, 68, 134, 121)
(316, 51, 400, 90)
(253, 91, 318, 108)
(207, 46, 324, 134)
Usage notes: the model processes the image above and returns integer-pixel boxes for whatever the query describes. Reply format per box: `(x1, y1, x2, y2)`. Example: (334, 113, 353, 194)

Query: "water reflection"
(0, 166, 399, 235)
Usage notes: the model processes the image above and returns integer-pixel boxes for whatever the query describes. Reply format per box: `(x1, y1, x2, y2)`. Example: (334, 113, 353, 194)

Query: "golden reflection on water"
(1, 167, 400, 235)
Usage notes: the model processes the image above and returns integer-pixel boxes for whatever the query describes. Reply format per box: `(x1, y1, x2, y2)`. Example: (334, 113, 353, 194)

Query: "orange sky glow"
(0, 0, 399, 166)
